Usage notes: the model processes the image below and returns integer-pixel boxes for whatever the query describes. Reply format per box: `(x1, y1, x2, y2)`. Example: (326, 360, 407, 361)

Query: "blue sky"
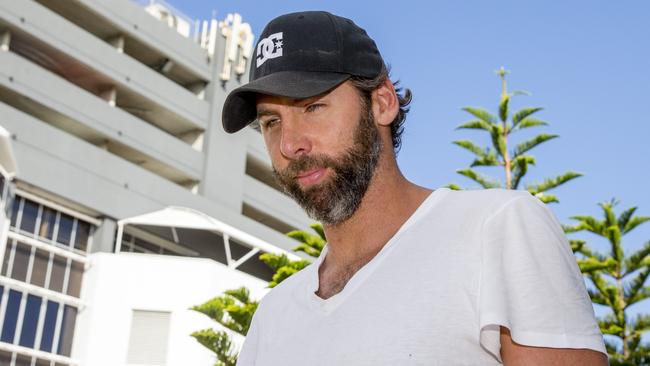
(167, 0, 649, 343)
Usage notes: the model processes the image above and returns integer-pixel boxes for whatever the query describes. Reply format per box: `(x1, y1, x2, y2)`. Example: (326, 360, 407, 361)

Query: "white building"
(0, 1, 311, 365)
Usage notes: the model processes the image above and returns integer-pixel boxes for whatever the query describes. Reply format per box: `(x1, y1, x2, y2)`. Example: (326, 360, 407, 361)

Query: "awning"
(115, 206, 301, 280)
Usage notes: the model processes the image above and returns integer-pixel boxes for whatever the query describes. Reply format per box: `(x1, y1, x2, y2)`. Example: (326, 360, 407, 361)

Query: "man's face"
(256, 82, 383, 226)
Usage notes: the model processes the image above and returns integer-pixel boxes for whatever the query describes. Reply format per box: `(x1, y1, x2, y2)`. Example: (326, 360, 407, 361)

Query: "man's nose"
(280, 119, 312, 160)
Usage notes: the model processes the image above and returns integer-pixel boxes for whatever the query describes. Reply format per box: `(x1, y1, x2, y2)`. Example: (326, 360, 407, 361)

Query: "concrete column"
(91, 218, 117, 254)
(198, 18, 252, 212)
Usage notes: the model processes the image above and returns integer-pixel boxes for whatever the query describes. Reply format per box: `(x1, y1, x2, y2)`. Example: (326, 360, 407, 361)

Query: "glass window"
(31, 249, 50, 287)
(19, 294, 42, 348)
(49, 255, 67, 293)
(20, 199, 39, 235)
(10, 242, 31, 282)
(74, 220, 90, 252)
(36, 359, 52, 366)
(57, 305, 77, 357)
(40, 300, 59, 353)
(1, 289, 22, 343)
(67, 261, 84, 298)
(1, 241, 12, 276)
(0, 350, 11, 365)
(39, 207, 57, 240)
(15, 354, 32, 366)
(56, 214, 74, 246)
(9, 197, 20, 228)
(0, 174, 5, 201)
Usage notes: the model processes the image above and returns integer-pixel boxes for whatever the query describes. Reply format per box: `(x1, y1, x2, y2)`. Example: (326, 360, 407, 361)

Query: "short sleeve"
(478, 193, 606, 362)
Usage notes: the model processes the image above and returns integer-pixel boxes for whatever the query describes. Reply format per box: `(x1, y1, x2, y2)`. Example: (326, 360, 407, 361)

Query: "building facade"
(0, 1, 311, 365)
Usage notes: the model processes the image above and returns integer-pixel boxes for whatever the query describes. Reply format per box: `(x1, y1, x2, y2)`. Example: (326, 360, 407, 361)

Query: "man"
(222, 11, 608, 365)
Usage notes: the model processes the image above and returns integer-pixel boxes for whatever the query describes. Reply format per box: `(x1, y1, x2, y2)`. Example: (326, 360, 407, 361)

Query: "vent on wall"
(126, 309, 171, 365)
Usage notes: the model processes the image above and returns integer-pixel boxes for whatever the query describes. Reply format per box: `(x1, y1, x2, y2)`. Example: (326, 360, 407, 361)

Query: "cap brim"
(222, 71, 351, 133)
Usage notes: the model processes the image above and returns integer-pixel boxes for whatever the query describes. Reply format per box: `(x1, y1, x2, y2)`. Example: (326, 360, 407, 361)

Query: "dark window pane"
(40, 300, 59, 352)
(0, 350, 11, 365)
(31, 249, 50, 287)
(67, 261, 84, 298)
(39, 207, 57, 240)
(1, 289, 22, 343)
(49, 255, 67, 293)
(1, 241, 12, 276)
(57, 305, 77, 357)
(9, 197, 20, 228)
(56, 213, 74, 246)
(20, 199, 39, 235)
(10, 242, 31, 282)
(0, 174, 5, 200)
(19, 294, 42, 348)
(36, 358, 51, 366)
(74, 221, 90, 252)
(15, 354, 32, 366)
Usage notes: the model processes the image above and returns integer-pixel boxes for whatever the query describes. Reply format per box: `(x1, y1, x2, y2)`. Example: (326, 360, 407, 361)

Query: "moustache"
(274, 154, 338, 182)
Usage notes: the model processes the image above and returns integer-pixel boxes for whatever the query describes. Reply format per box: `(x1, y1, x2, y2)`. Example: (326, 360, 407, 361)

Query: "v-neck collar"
(302, 187, 450, 314)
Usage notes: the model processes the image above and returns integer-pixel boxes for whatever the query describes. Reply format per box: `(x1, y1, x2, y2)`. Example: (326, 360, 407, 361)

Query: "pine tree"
(190, 287, 258, 366)
(449, 67, 581, 203)
(565, 198, 650, 364)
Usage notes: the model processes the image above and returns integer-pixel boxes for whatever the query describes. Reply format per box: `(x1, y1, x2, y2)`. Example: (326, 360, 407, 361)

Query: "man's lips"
(296, 168, 327, 186)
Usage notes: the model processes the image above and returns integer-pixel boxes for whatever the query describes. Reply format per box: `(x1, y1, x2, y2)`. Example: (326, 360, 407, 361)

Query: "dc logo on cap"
(256, 32, 283, 67)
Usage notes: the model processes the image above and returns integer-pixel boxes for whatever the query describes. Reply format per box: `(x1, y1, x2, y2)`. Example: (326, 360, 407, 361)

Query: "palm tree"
(450, 67, 581, 203)
(565, 198, 650, 364)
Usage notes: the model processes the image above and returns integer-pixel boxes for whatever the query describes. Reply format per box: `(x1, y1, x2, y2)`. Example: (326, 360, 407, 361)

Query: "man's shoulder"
(440, 187, 531, 213)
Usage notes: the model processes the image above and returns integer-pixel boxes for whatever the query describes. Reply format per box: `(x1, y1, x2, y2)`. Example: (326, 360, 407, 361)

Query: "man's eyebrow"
(256, 108, 277, 118)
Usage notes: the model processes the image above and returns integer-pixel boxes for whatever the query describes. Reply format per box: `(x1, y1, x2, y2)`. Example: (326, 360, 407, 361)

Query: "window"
(40, 300, 59, 353)
(38, 207, 57, 240)
(56, 213, 74, 247)
(1, 289, 21, 343)
(57, 305, 77, 357)
(30, 249, 50, 287)
(126, 310, 171, 365)
(48, 255, 67, 293)
(19, 294, 42, 348)
(0, 194, 94, 362)
(20, 200, 38, 235)
(67, 261, 83, 297)
(10, 242, 31, 282)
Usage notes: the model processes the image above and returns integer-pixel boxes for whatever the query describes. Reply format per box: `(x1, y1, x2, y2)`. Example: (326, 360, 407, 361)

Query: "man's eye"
(306, 103, 325, 113)
(262, 118, 280, 128)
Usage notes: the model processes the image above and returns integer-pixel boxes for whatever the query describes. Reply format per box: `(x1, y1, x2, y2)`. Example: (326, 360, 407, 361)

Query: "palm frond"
(623, 216, 650, 235)
(525, 171, 583, 194)
(455, 119, 493, 131)
(455, 168, 501, 189)
(624, 268, 650, 307)
(452, 140, 487, 157)
(512, 107, 543, 126)
(462, 107, 497, 124)
(512, 133, 559, 158)
(499, 95, 509, 123)
(512, 118, 549, 132)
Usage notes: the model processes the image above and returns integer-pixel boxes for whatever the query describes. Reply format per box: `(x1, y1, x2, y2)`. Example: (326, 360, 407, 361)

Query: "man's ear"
(371, 78, 399, 128)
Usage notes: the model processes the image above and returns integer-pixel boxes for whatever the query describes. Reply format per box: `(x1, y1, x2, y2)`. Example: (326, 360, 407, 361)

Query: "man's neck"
(320, 160, 432, 278)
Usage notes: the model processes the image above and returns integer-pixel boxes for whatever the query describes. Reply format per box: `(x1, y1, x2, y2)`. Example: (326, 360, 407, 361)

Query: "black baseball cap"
(222, 11, 384, 133)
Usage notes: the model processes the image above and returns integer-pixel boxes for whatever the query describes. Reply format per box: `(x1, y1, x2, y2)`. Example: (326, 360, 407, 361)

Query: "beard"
(272, 103, 383, 227)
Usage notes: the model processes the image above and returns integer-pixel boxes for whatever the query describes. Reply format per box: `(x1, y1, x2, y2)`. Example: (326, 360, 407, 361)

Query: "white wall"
(73, 252, 270, 366)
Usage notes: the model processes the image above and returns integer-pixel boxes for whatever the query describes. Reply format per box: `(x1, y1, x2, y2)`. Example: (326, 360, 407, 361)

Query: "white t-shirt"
(237, 187, 606, 365)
